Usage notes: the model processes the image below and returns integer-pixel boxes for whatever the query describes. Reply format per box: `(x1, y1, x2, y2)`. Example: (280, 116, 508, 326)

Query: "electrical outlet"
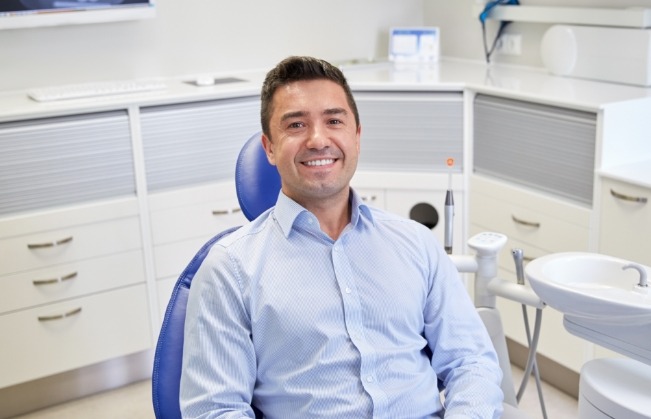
(496, 34, 522, 56)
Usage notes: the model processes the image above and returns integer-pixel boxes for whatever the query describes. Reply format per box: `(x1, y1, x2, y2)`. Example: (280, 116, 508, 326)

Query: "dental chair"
(152, 132, 530, 419)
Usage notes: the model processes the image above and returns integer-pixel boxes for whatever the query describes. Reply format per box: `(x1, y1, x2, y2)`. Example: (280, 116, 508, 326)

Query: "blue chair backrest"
(151, 132, 280, 419)
(235, 132, 281, 221)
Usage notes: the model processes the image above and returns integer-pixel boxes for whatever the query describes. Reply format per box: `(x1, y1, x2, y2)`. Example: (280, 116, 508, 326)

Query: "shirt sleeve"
(180, 244, 257, 419)
(420, 229, 505, 419)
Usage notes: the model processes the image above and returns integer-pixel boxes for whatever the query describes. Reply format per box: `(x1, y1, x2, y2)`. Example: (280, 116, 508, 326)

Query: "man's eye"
(328, 119, 343, 125)
(288, 122, 304, 129)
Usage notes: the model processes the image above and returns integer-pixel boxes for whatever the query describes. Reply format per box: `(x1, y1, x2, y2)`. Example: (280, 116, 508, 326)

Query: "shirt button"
(366, 376, 374, 383)
(345, 287, 352, 294)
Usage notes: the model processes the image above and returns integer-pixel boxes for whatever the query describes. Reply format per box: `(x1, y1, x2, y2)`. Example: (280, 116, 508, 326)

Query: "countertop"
(2, 58, 651, 123)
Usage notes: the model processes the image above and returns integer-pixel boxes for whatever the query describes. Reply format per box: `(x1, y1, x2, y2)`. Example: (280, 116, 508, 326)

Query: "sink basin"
(525, 252, 651, 325)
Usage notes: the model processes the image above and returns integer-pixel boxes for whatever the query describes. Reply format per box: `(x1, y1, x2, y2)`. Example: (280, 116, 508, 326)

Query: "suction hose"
(512, 249, 548, 419)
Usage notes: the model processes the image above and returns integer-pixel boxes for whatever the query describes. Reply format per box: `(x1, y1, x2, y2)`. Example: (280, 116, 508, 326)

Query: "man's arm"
(423, 236, 504, 419)
(180, 245, 257, 419)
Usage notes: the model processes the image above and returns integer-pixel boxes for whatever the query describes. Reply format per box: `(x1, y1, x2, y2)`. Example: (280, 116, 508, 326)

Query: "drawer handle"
(37, 307, 82, 322)
(212, 207, 241, 216)
(32, 271, 78, 286)
(27, 236, 73, 249)
(511, 215, 541, 228)
(610, 189, 648, 204)
(361, 195, 377, 202)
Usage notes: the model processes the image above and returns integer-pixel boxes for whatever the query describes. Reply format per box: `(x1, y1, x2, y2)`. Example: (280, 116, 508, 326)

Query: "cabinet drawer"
(150, 201, 245, 246)
(0, 216, 142, 276)
(0, 284, 151, 388)
(0, 250, 145, 314)
(599, 178, 651, 265)
(470, 176, 590, 253)
(148, 182, 247, 245)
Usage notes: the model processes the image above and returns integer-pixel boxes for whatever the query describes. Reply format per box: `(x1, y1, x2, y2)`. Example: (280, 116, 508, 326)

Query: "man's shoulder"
(215, 209, 275, 248)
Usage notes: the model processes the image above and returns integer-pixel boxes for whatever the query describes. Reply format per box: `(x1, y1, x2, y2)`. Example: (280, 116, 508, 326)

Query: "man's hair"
(260, 56, 360, 138)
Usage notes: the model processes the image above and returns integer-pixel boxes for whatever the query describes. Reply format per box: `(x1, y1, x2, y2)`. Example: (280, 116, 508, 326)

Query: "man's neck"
(304, 191, 351, 241)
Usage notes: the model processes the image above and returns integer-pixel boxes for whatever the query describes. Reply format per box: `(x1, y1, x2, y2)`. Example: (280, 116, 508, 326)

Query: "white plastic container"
(541, 25, 651, 86)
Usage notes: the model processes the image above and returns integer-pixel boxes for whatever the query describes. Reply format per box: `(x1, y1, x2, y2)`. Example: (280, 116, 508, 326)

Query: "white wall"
(0, 0, 424, 91)
(424, 0, 651, 67)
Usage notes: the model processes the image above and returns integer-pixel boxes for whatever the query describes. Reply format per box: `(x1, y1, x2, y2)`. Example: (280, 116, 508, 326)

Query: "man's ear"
(261, 133, 276, 166)
(356, 124, 362, 153)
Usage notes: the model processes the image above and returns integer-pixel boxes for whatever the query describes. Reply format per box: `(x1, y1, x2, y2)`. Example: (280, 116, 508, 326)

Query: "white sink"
(525, 252, 651, 325)
(526, 252, 651, 365)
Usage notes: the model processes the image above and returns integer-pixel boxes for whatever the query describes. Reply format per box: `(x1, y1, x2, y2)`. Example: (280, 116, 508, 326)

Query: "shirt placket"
(331, 237, 390, 416)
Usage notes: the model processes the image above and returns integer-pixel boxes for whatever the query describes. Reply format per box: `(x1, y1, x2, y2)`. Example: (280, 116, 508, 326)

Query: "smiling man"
(180, 56, 504, 418)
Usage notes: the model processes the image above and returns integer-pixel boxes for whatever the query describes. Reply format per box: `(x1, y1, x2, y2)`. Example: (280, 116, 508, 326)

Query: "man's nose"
(306, 125, 329, 149)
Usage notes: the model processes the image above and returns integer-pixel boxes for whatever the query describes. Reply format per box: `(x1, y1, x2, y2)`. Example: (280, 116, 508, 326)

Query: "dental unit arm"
(443, 177, 547, 416)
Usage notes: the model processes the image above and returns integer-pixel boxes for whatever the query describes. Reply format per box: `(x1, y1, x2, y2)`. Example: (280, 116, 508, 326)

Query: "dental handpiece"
(512, 248, 525, 285)
(444, 158, 454, 255)
(444, 189, 454, 255)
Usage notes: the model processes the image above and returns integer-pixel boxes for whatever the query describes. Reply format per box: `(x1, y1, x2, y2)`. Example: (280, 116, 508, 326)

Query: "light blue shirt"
(181, 189, 503, 418)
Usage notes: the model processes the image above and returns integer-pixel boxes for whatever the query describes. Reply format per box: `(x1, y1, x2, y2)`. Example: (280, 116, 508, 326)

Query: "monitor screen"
(0, 0, 155, 30)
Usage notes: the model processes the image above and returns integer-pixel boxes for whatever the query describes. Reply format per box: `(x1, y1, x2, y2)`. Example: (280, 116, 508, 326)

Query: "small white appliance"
(541, 25, 651, 86)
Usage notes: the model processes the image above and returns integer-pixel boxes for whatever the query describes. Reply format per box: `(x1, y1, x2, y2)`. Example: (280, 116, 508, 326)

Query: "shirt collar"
(272, 188, 375, 238)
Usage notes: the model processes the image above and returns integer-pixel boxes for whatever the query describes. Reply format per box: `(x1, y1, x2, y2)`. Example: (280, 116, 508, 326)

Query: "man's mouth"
(304, 159, 335, 167)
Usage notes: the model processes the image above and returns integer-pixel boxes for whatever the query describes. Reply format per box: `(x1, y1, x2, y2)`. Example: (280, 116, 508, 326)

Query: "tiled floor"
(12, 365, 578, 418)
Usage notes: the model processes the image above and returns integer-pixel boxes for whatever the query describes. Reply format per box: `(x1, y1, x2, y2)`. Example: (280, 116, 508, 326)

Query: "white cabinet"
(470, 94, 596, 373)
(0, 110, 149, 389)
(0, 200, 150, 387)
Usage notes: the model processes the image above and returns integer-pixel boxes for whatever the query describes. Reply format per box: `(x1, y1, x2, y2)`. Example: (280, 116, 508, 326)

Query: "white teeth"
(305, 159, 334, 166)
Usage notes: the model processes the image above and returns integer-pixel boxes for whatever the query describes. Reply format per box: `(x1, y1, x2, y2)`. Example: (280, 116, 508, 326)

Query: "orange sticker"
(446, 158, 455, 167)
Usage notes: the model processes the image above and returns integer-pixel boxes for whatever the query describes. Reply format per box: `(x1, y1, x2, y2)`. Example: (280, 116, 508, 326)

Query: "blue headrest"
(235, 132, 282, 221)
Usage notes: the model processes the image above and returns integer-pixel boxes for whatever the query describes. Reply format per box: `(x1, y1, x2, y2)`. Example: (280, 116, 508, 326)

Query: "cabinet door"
(473, 94, 597, 206)
(0, 111, 135, 216)
(140, 97, 261, 192)
(354, 91, 464, 173)
(599, 178, 651, 265)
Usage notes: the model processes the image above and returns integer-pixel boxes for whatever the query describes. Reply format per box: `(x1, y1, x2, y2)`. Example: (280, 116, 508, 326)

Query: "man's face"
(262, 79, 361, 208)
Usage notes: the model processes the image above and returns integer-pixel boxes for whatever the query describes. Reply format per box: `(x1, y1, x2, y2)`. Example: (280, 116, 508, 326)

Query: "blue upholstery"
(151, 131, 279, 419)
(236, 132, 281, 221)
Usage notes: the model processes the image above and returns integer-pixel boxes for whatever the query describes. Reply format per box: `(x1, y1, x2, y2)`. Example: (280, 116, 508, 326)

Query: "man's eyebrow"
(324, 107, 348, 117)
(280, 110, 307, 122)
(280, 108, 348, 122)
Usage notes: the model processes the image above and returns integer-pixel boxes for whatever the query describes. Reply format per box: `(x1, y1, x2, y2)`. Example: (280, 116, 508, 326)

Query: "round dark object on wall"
(409, 202, 439, 230)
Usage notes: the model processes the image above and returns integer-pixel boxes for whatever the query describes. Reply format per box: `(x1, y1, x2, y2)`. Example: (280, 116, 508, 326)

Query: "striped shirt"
(181, 189, 503, 418)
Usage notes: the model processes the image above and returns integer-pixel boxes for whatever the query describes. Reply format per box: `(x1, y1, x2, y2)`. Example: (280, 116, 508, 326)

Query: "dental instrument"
(443, 181, 547, 415)
(444, 158, 455, 255)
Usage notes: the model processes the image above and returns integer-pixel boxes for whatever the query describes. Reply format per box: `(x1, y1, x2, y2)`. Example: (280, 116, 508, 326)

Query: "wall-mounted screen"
(0, 0, 155, 30)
